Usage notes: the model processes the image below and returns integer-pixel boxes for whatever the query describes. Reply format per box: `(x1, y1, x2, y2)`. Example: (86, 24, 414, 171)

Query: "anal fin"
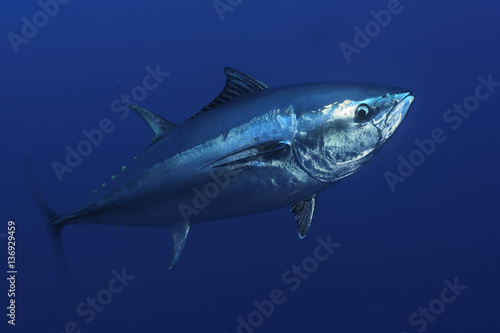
(168, 225, 190, 269)
(291, 194, 318, 239)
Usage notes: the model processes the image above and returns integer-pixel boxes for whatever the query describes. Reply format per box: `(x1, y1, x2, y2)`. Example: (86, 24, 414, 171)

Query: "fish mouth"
(382, 91, 414, 139)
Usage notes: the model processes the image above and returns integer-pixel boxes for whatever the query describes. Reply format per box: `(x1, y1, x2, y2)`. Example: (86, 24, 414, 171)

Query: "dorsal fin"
(129, 104, 175, 144)
(189, 67, 270, 120)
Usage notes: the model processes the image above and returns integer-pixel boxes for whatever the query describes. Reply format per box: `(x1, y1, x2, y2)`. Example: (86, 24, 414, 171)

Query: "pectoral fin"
(291, 194, 318, 239)
(208, 141, 291, 169)
(168, 225, 190, 269)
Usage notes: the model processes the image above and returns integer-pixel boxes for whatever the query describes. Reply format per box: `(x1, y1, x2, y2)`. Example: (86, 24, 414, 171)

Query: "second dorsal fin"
(129, 104, 175, 144)
(189, 68, 270, 120)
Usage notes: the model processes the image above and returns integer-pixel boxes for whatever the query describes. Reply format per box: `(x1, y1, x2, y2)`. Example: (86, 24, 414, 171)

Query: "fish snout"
(382, 91, 414, 139)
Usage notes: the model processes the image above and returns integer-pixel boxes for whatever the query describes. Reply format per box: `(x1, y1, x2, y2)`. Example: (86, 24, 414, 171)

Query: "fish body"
(39, 68, 414, 267)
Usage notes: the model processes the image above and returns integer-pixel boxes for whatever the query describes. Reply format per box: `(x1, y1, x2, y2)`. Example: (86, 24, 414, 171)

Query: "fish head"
(293, 82, 414, 182)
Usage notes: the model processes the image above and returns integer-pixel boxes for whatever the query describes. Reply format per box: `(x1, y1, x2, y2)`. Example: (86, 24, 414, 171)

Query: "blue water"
(1, 1, 499, 332)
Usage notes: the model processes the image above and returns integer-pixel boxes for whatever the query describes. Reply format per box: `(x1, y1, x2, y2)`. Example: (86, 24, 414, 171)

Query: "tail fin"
(20, 157, 76, 287)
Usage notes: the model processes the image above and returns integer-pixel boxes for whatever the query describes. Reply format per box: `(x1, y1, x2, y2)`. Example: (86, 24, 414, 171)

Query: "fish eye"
(355, 104, 370, 120)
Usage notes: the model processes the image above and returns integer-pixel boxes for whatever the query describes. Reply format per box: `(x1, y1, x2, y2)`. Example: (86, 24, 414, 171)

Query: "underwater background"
(1, 0, 499, 332)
